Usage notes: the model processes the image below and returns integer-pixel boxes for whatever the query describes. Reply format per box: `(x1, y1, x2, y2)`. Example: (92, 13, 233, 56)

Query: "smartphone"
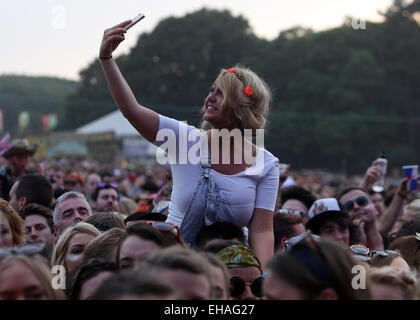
(123, 13, 145, 31)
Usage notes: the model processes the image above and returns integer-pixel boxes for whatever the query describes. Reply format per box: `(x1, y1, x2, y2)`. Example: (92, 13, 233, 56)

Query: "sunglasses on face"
(0, 243, 45, 260)
(342, 196, 369, 211)
(229, 276, 264, 298)
(278, 208, 306, 217)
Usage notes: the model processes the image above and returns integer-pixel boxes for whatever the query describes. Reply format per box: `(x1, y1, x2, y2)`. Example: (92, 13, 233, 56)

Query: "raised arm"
(361, 205, 384, 250)
(378, 178, 409, 236)
(99, 20, 159, 142)
(359, 160, 383, 191)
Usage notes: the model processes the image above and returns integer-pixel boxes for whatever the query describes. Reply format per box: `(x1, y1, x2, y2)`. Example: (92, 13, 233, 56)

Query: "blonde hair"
(118, 197, 138, 216)
(201, 66, 271, 133)
(0, 254, 66, 299)
(369, 267, 418, 300)
(51, 222, 101, 270)
(0, 198, 24, 246)
(389, 235, 420, 270)
(82, 227, 125, 264)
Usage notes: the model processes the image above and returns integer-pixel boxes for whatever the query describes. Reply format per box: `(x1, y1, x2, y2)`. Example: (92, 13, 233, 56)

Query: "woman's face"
(0, 210, 13, 248)
(0, 261, 47, 300)
(64, 232, 96, 273)
(203, 83, 237, 129)
(118, 235, 161, 271)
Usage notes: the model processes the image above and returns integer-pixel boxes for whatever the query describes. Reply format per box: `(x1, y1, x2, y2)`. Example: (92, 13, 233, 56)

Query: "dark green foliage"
(0, 75, 77, 134)
(5, 2, 420, 173)
(59, 4, 420, 173)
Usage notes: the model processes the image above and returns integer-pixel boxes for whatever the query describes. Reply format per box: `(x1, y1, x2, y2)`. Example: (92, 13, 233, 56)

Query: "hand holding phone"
(123, 13, 145, 31)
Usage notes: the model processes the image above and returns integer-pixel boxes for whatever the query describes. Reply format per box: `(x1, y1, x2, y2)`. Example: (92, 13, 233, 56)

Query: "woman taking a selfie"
(98, 17, 279, 268)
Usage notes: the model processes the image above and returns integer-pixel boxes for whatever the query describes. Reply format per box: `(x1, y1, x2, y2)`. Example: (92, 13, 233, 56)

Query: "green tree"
(63, 8, 263, 129)
(59, 4, 420, 173)
(0, 75, 76, 135)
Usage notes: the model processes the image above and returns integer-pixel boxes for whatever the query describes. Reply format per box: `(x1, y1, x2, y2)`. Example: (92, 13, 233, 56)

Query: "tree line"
(4, 1, 420, 174)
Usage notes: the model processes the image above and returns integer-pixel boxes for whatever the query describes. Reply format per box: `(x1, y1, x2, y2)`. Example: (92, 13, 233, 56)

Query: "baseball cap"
(306, 198, 348, 232)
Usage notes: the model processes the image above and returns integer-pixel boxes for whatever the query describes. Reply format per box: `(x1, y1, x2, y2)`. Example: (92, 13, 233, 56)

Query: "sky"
(1, 0, 393, 81)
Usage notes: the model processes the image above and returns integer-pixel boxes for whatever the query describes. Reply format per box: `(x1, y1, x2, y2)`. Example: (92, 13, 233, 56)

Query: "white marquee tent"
(76, 110, 159, 158)
(76, 110, 139, 137)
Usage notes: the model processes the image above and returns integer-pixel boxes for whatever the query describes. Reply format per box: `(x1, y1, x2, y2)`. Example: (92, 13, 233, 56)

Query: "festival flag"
(42, 114, 58, 131)
(49, 114, 58, 130)
(42, 115, 49, 132)
(18, 112, 30, 131)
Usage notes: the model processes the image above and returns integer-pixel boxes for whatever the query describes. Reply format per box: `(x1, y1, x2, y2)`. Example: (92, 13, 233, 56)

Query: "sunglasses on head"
(0, 243, 45, 260)
(278, 208, 306, 217)
(350, 245, 398, 260)
(229, 276, 264, 298)
(371, 250, 398, 258)
(150, 221, 183, 245)
(286, 233, 338, 289)
(350, 244, 370, 256)
(342, 196, 369, 211)
(284, 232, 320, 251)
(98, 183, 118, 189)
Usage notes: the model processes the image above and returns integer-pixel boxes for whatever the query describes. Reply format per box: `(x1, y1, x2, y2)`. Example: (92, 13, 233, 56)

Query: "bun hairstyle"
(201, 66, 272, 134)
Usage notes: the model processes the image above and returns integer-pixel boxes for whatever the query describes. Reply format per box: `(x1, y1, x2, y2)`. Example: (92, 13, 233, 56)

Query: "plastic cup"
(403, 165, 418, 191)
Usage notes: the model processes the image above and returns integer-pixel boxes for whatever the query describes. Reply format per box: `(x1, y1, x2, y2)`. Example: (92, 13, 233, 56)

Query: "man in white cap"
(306, 198, 352, 247)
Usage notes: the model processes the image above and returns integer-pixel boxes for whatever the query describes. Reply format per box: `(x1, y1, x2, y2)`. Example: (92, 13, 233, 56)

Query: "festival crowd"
(0, 137, 418, 300)
(0, 17, 419, 301)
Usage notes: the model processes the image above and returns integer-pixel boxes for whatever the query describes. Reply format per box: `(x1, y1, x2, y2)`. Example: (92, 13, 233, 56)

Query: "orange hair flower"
(227, 68, 236, 73)
(136, 200, 151, 212)
(244, 86, 253, 97)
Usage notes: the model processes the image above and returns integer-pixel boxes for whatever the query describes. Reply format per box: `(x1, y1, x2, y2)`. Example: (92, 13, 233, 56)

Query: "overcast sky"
(1, 0, 392, 80)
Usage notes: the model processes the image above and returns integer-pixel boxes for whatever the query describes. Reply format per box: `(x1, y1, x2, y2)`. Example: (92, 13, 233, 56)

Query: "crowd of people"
(0, 17, 419, 301)
(0, 134, 419, 300)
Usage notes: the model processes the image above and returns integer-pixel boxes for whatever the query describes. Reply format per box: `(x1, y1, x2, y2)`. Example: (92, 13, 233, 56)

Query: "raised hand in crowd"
(99, 19, 159, 143)
(377, 177, 410, 236)
(360, 160, 384, 191)
(99, 20, 130, 59)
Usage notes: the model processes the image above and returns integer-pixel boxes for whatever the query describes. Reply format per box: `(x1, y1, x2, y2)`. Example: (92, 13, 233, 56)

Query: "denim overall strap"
(179, 152, 212, 246)
(179, 149, 239, 247)
(205, 171, 239, 227)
